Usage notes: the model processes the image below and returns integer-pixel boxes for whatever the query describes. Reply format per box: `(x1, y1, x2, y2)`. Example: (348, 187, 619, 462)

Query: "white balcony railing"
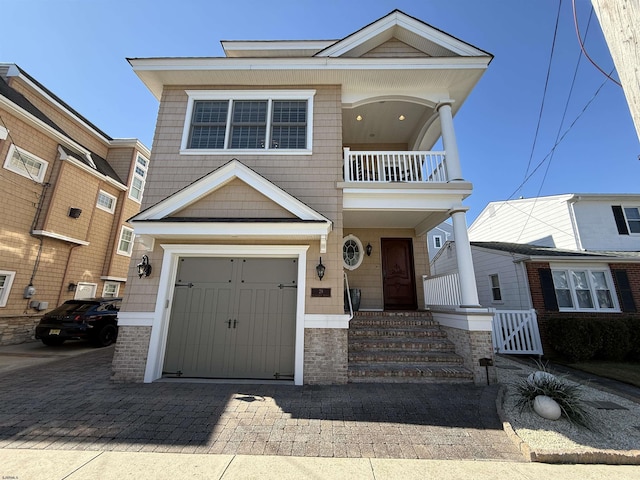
(344, 148, 448, 183)
(423, 272, 461, 306)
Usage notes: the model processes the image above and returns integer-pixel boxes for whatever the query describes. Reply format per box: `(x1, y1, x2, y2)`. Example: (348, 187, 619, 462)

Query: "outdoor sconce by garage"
(366, 242, 373, 256)
(137, 255, 152, 278)
(68, 207, 82, 219)
(316, 257, 326, 281)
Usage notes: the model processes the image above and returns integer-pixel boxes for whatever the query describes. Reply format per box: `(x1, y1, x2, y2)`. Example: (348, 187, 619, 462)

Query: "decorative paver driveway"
(0, 348, 523, 460)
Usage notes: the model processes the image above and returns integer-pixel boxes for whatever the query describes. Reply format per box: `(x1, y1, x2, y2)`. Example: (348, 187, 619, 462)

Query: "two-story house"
(0, 63, 150, 345)
(433, 194, 640, 354)
(111, 10, 496, 385)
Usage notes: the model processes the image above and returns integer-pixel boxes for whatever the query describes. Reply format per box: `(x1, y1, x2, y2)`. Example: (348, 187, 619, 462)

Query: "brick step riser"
(349, 342, 455, 352)
(348, 376, 473, 384)
(350, 320, 438, 328)
(347, 369, 473, 380)
(349, 329, 446, 338)
(348, 353, 464, 364)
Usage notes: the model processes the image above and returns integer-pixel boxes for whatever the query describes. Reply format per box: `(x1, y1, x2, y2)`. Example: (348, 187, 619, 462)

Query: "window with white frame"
(117, 226, 134, 256)
(129, 155, 148, 202)
(623, 207, 640, 234)
(433, 236, 442, 249)
(182, 90, 314, 153)
(343, 234, 364, 270)
(3, 145, 48, 183)
(489, 274, 502, 302)
(102, 281, 120, 297)
(0, 270, 16, 307)
(551, 267, 618, 311)
(96, 190, 117, 213)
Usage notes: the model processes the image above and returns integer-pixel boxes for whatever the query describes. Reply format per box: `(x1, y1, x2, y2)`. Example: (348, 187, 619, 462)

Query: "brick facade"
(441, 326, 497, 385)
(110, 326, 152, 383)
(303, 329, 348, 384)
(525, 261, 640, 356)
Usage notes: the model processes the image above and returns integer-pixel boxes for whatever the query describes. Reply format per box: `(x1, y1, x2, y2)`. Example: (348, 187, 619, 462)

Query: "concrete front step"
(348, 363, 473, 383)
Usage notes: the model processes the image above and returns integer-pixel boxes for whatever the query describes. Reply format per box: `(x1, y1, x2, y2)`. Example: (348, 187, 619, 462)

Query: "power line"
(572, 0, 622, 87)
(520, 0, 563, 189)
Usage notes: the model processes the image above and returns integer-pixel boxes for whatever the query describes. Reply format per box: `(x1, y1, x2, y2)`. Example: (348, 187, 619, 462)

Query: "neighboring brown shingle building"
(0, 63, 150, 344)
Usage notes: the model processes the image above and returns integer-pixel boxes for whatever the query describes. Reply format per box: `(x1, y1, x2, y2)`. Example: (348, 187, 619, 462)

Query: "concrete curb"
(496, 385, 640, 465)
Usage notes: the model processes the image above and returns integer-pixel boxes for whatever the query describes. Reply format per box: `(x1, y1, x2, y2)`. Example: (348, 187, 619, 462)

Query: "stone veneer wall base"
(110, 326, 152, 383)
(304, 328, 348, 384)
(440, 326, 497, 385)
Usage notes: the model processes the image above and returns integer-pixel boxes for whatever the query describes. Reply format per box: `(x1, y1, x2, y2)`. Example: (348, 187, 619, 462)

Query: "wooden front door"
(381, 238, 417, 310)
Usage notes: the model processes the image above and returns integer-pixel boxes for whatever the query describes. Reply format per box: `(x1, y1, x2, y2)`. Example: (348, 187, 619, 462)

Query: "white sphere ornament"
(533, 395, 562, 420)
(527, 371, 555, 384)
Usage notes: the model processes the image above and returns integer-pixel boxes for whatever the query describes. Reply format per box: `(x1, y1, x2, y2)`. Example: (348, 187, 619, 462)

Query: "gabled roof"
(315, 9, 492, 59)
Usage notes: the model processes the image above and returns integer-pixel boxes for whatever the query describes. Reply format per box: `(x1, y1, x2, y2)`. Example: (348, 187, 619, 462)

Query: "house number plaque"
(311, 288, 331, 297)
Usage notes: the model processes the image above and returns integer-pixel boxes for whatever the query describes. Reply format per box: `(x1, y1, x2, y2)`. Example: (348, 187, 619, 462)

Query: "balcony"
(343, 148, 448, 183)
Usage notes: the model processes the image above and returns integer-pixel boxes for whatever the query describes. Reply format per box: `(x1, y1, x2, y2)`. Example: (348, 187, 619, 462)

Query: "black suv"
(35, 298, 121, 347)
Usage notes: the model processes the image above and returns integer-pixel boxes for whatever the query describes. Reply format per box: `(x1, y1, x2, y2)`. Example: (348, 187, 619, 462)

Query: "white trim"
(549, 264, 620, 313)
(31, 230, 89, 246)
(4, 144, 48, 183)
(430, 306, 494, 331)
(181, 90, 315, 153)
(304, 314, 350, 329)
(109, 138, 151, 158)
(132, 221, 331, 239)
(143, 244, 309, 385)
(128, 154, 149, 203)
(0, 126, 7, 140)
(0, 270, 16, 307)
(342, 234, 364, 270)
(96, 190, 117, 213)
(102, 281, 120, 298)
(100, 275, 127, 282)
(132, 159, 332, 223)
(118, 311, 155, 327)
(116, 226, 135, 256)
(75, 282, 97, 299)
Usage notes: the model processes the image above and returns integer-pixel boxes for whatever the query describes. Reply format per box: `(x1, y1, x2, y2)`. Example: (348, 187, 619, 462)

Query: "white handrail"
(344, 271, 354, 321)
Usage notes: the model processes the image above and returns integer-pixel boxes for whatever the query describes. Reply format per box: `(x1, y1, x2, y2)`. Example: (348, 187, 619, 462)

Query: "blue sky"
(2, 0, 638, 223)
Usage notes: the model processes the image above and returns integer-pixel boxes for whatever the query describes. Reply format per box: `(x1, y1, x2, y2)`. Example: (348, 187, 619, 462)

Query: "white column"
(437, 102, 463, 181)
(450, 209, 480, 307)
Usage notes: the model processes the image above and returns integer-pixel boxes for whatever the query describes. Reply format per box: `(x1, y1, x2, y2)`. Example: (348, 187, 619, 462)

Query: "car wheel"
(93, 324, 118, 347)
(41, 337, 66, 347)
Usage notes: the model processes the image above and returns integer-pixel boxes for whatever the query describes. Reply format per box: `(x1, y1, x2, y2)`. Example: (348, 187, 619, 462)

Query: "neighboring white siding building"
(427, 221, 453, 261)
(468, 194, 640, 252)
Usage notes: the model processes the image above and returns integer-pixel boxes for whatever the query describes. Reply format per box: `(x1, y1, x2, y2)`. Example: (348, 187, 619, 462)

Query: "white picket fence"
(492, 309, 543, 356)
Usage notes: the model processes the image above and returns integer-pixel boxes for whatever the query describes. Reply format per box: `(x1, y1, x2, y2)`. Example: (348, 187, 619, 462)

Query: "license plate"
(49, 329, 61, 335)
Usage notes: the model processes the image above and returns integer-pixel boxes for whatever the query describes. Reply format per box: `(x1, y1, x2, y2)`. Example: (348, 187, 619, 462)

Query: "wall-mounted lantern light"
(137, 255, 152, 278)
(68, 207, 82, 219)
(68, 282, 77, 292)
(366, 242, 373, 256)
(316, 257, 326, 281)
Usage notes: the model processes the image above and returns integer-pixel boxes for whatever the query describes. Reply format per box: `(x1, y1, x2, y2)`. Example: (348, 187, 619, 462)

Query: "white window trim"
(3, 145, 48, 183)
(343, 234, 364, 271)
(550, 264, 620, 312)
(102, 281, 120, 297)
(622, 205, 640, 235)
(0, 270, 16, 307)
(117, 226, 135, 256)
(489, 273, 503, 304)
(96, 190, 117, 214)
(180, 90, 315, 155)
(433, 235, 442, 249)
(75, 282, 97, 300)
(128, 154, 149, 203)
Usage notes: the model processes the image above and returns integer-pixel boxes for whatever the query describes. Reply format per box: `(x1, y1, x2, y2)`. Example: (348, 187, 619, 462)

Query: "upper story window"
(433, 236, 442, 249)
(117, 226, 134, 256)
(3, 145, 48, 183)
(551, 266, 618, 312)
(103, 281, 120, 298)
(96, 190, 117, 213)
(129, 155, 148, 203)
(623, 207, 640, 234)
(182, 90, 315, 154)
(0, 270, 16, 307)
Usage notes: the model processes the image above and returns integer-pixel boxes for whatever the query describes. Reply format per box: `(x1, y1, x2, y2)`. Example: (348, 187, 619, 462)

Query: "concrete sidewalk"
(1, 449, 639, 480)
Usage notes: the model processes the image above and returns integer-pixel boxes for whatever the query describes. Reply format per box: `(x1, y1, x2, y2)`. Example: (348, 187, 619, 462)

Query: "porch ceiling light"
(137, 255, 152, 278)
(316, 257, 326, 281)
(356, 115, 363, 121)
(398, 114, 405, 121)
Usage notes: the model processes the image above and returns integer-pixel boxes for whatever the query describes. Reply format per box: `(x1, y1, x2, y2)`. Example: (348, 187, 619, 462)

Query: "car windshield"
(48, 302, 96, 316)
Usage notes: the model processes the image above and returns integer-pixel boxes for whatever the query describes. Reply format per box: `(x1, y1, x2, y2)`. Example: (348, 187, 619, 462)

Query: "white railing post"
(343, 147, 351, 181)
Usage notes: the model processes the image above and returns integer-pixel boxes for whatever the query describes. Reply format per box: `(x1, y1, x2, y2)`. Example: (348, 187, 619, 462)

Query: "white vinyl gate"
(492, 309, 543, 355)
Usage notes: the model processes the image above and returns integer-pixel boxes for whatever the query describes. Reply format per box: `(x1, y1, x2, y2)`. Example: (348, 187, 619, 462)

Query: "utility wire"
(572, 0, 622, 87)
(516, 6, 595, 242)
(520, 0, 563, 189)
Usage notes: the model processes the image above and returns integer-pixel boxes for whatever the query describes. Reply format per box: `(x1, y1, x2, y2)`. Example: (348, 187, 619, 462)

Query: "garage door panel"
(165, 256, 297, 380)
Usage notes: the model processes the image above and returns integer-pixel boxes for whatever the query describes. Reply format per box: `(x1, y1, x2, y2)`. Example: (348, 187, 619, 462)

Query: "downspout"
(567, 196, 584, 250)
